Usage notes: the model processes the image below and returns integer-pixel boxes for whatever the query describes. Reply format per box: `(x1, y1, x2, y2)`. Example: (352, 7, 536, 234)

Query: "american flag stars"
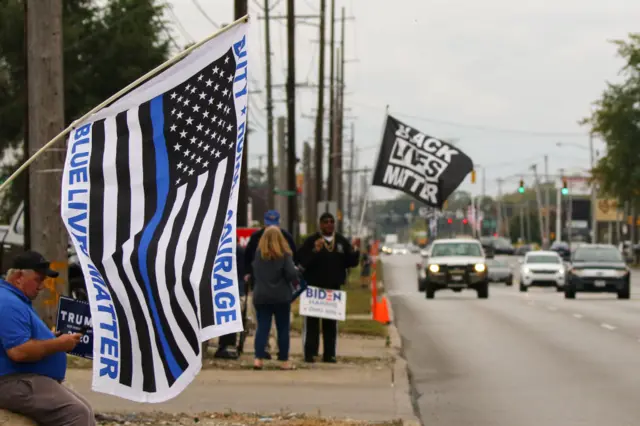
(164, 52, 237, 187)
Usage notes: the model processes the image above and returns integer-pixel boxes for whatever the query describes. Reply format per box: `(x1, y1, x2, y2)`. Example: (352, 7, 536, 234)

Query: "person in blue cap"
(244, 210, 296, 359)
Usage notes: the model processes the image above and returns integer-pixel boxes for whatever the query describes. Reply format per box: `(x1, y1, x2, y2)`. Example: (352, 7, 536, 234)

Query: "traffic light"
(471, 170, 476, 184)
(410, 202, 415, 211)
(447, 218, 453, 224)
(561, 178, 568, 195)
(518, 179, 525, 194)
(462, 218, 468, 225)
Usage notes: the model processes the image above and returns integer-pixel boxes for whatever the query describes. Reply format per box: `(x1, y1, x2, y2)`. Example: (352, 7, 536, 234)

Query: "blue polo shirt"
(0, 281, 66, 381)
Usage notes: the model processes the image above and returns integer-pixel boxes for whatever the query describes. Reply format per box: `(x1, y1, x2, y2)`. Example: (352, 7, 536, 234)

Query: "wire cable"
(349, 101, 588, 138)
(189, 0, 220, 29)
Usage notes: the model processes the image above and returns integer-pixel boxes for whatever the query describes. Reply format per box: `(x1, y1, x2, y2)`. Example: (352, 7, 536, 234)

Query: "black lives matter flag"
(372, 115, 473, 208)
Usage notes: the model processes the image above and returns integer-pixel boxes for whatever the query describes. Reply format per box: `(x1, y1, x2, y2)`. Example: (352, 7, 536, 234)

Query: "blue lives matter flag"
(60, 22, 248, 402)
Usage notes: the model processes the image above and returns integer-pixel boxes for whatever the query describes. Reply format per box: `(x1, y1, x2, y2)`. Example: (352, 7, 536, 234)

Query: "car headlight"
(429, 264, 440, 273)
(523, 267, 530, 274)
(570, 268, 584, 277)
(474, 263, 486, 273)
(614, 269, 630, 277)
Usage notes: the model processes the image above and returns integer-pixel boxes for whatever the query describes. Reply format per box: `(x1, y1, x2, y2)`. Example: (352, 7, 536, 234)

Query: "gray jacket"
(252, 251, 298, 305)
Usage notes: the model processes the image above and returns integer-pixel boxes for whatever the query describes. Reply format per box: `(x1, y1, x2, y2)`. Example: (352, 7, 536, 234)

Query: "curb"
(385, 295, 422, 426)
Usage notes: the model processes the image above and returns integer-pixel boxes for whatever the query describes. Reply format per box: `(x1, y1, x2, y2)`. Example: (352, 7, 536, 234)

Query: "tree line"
(0, 0, 177, 222)
(583, 33, 640, 228)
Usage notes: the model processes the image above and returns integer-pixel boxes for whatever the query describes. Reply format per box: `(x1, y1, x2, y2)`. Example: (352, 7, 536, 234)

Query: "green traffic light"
(561, 188, 568, 195)
(518, 187, 525, 194)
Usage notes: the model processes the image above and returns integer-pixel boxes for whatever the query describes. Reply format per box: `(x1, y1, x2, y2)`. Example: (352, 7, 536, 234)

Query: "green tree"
(0, 0, 175, 221)
(582, 33, 640, 206)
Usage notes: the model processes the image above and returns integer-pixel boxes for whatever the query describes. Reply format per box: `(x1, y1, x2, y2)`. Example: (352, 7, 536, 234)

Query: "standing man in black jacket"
(297, 212, 360, 363)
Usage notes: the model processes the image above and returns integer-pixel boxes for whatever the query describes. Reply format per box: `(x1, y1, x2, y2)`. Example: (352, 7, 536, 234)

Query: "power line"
(165, 2, 195, 42)
(189, 0, 220, 28)
(349, 101, 588, 137)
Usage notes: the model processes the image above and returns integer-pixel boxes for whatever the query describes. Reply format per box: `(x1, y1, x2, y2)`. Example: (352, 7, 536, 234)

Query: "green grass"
(289, 316, 387, 337)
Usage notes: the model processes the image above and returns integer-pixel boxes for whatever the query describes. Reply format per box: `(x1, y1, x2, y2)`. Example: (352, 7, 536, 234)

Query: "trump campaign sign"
(56, 296, 94, 359)
(299, 286, 347, 321)
(237, 227, 260, 247)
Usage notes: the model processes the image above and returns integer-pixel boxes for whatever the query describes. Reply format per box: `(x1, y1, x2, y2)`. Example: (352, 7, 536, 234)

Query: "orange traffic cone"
(373, 296, 391, 324)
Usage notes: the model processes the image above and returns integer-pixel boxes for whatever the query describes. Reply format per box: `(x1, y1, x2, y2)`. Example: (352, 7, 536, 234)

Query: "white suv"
(519, 251, 565, 292)
(420, 238, 490, 299)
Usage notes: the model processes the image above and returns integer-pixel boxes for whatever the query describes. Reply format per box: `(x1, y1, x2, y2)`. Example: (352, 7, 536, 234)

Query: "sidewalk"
(64, 333, 412, 423)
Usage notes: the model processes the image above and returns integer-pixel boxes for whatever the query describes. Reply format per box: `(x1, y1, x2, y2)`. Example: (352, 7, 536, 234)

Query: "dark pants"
(0, 374, 95, 426)
(254, 303, 291, 361)
(303, 316, 337, 360)
(218, 332, 237, 349)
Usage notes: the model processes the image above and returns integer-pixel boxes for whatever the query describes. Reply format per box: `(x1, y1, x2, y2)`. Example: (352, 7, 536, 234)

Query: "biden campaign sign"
(299, 286, 347, 321)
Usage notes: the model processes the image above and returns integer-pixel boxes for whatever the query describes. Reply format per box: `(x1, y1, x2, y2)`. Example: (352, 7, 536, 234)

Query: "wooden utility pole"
(286, 0, 298, 239)
(312, 0, 326, 229)
(23, 0, 30, 251)
(326, 0, 336, 200)
(336, 7, 346, 233)
(330, 47, 341, 225)
(235, 0, 249, 225)
(27, 0, 67, 326)
(264, 0, 275, 209)
(347, 123, 354, 235)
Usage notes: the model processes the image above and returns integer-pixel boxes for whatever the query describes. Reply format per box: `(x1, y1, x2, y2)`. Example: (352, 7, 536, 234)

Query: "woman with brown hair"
(251, 226, 298, 370)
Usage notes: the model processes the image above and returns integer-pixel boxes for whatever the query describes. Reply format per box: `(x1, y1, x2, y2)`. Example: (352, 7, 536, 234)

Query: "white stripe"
(127, 107, 146, 237)
(100, 108, 166, 394)
(102, 116, 119, 260)
(189, 159, 228, 327)
(171, 171, 209, 333)
(601, 323, 616, 331)
(124, 106, 169, 394)
(154, 184, 197, 362)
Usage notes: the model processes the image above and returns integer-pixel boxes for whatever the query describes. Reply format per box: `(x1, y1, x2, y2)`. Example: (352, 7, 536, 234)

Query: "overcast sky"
(167, 0, 640, 201)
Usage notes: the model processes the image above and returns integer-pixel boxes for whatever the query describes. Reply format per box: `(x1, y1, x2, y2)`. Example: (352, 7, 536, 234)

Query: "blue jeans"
(254, 303, 291, 361)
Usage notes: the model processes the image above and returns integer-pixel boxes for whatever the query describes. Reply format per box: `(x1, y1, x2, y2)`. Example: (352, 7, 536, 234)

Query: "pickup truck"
(0, 203, 88, 301)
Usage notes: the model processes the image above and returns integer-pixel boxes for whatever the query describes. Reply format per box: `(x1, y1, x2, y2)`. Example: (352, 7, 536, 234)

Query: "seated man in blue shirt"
(0, 251, 93, 426)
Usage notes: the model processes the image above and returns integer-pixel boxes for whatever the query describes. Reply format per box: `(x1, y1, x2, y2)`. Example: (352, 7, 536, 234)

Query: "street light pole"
(589, 133, 597, 244)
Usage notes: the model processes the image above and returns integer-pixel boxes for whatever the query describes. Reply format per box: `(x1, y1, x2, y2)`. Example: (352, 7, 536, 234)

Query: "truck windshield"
(431, 243, 482, 257)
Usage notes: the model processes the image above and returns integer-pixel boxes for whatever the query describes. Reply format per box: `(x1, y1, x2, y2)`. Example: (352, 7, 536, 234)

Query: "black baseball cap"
(12, 251, 59, 278)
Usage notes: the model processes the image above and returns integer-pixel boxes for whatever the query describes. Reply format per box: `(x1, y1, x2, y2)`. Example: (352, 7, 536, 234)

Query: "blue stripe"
(138, 95, 182, 380)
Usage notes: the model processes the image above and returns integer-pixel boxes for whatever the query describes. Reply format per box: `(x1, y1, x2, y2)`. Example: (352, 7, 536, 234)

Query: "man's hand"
(313, 238, 324, 252)
(56, 333, 82, 352)
(244, 274, 251, 283)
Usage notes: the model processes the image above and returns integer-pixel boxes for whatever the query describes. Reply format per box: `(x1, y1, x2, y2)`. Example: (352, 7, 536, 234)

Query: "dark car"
(515, 244, 533, 256)
(565, 244, 630, 299)
(480, 236, 515, 256)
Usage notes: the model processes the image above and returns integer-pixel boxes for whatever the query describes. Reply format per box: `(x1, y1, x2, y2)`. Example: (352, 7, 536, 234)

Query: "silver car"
(486, 258, 513, 286)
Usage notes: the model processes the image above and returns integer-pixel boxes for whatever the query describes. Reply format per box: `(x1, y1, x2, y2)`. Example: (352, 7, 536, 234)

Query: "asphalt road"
(384, 254, 640, 426)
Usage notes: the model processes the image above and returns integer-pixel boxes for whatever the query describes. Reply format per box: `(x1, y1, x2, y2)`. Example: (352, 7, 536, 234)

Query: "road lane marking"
(573, 313, 583, 319)
(601, 323, 617, 331)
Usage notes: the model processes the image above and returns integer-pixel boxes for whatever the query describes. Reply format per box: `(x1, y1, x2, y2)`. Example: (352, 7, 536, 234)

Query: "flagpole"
(357, 104, 389, 238)
(0, 14, 250, 195)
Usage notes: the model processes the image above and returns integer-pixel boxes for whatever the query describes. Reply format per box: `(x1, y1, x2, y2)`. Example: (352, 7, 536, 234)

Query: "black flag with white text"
(372, 115, 473, 208)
